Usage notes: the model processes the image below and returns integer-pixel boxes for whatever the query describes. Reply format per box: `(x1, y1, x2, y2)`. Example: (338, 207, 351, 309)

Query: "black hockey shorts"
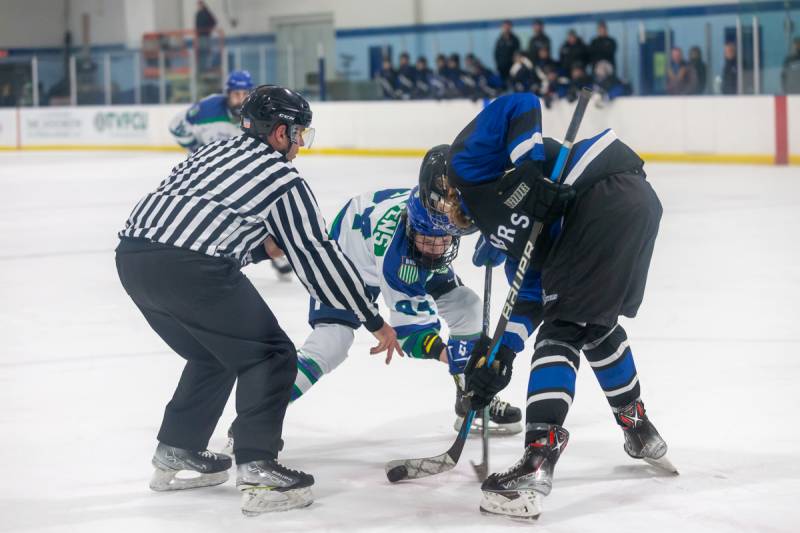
(540, 171, 662, 328)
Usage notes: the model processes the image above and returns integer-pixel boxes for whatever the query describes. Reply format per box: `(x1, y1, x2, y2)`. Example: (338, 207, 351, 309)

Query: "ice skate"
(271, 256, 293, 281)
(221, 426, 235, 457)
(237, 459, 314, 516)
(149, 442, 231, 491)
(479, 424, 569, 520)
(453, 375, 522, 435)
(615, 398, 678, 474)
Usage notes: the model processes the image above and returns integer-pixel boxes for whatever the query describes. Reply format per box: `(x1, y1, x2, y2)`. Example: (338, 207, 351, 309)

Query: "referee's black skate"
(614, 398, 678, 474)
(453, 376, 522, 435)
(479, 424, 569, 520)
(150, 442, 232, 491)
(237, 459, 314, 516)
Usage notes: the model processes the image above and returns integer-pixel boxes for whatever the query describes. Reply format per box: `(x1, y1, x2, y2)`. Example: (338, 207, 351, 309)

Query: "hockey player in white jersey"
(292, 147, 522, 434)
(168, 70, 293, 281)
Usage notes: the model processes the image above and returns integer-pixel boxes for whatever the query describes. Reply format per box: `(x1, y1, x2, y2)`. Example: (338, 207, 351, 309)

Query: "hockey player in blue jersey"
(289, 149, 523, 434)
(419, 93, 673, 519)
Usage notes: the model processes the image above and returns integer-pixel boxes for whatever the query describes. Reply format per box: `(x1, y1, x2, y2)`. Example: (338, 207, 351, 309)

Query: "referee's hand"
(370, 322, 404, 365)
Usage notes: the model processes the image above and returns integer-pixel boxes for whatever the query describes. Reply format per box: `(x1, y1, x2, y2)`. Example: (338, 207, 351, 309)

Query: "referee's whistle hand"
(370, 322, 404, 365)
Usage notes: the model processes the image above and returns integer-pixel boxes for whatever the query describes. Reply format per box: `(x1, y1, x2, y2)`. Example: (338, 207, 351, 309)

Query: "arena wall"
(0, 96, 797, 165)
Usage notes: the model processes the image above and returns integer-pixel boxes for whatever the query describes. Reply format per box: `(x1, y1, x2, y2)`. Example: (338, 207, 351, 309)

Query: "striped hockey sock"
(582, 324, 641, 411)
(291, 351, 325, 402)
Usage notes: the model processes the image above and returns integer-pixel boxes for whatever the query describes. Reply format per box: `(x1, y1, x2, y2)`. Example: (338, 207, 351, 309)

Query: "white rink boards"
(1, 151, 799, 533)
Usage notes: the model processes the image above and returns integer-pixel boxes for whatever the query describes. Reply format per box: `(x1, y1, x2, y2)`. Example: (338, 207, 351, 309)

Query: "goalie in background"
(169, 69, 293, 281)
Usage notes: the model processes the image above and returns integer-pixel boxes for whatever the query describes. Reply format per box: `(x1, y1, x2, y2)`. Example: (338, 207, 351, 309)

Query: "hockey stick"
(385, 88, 593, 483)
(470, 266, 492, 481)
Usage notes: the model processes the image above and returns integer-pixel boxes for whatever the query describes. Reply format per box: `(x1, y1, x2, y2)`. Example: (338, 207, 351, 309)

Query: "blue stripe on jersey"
(592, 349, 637, 390)
(528, 364, 576, 395)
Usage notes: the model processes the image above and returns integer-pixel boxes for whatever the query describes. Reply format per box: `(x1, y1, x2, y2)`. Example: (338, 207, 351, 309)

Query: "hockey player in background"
(420, 92, 673, 519)
(116, 84, 402, 516)
(168, 69, 293, 281)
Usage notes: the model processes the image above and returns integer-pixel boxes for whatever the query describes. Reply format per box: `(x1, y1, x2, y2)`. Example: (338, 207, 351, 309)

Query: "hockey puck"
(386, 465, 408, 483)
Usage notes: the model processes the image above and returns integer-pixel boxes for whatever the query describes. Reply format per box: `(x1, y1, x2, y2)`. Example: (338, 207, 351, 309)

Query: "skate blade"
(454, 417, 522, 436)
(149, 467, 228, 491)
(644, 455, 679, 475)
(239, 486, 313, 516)
(479, 490, 542, 520)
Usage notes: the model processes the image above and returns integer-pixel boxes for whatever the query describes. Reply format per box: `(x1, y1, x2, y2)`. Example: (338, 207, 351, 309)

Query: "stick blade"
(385, 453, 457, 482)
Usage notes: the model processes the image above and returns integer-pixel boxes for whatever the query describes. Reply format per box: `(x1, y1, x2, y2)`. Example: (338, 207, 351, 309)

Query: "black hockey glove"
(528, 174, 576, 225)
(464, 335, 515, 410)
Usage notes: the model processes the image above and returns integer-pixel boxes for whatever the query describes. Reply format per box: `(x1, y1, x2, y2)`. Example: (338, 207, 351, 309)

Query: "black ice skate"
(237, 459, 314, 516)
(150, 442, 232, 491)
(614, 398, 678, 474)
(271, 256, 293, 281)
(453, 375, 522, 435)
(479, 424, 569, 520)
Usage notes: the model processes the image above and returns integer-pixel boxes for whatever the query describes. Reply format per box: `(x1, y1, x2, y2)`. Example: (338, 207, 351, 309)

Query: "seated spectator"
(509, 50, 539, 93)
(445, 53, 474, 97)
(589, 20, 617, 72)
(375, 57, 399, 99)
(566, 62, 592, 102)
(534, 45, 558, 72)
(395, 52, 417, 99)
(434, 53, 458, 98)
(465, 53, 503, 98)
(414, 56, 434, 98)
(782, 37, 800, 94)
(686, 46, 707, 94)
(560, 29, 589, 74)
(527, 19, 551, 63)
(721, 42, 738, 94)
(666, 47, 689, 95)
(593, 60, 632, 103)
(538, 65, 570, 108)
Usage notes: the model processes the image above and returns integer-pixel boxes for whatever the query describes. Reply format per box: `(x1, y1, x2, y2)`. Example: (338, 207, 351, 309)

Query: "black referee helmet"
(240, 85, 314, 150)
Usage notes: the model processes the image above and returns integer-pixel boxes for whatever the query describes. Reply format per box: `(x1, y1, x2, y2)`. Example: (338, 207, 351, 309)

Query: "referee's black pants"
(115, 237, 296, 464)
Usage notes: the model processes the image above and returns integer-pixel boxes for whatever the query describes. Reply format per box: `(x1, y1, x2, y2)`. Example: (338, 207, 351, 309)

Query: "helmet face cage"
(418, 145, 477, 236)
(404, 187, 461, 271)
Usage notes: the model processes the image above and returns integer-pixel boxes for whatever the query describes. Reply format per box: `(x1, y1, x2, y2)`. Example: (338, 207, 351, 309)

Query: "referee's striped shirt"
(119, 134, 383, 330)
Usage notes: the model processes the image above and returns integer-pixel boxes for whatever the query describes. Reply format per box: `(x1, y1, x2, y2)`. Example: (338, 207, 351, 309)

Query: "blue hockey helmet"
(405, 186, 460, 270)
(226, 70, 254, 92)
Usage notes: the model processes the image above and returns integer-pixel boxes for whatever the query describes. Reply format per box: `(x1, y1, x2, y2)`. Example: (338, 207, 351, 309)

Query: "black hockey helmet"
(418, 144, 476, 236)
(240, 84, 315, 150)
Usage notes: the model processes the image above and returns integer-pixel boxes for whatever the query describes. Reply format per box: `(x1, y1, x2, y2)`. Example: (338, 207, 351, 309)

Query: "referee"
(115, 85, 401, 514)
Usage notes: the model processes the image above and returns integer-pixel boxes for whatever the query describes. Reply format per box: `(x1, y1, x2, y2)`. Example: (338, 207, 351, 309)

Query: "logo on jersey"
(503, 182, 530, 209)
(372, 203, 407, 257)
(397, 257, 419, 285)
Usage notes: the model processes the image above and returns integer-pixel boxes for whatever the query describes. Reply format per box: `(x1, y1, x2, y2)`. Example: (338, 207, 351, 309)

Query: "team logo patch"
(503, 182, 530, 209)
(398, 258, 419, 284)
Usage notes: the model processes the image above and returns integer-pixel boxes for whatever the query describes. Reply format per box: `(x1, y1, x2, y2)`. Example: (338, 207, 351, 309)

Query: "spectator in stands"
(414, 56, 434, 98)
(396, 52, 416, 99)
(593, 60, 632, 103)
(560, 29, 589, 74)
(494, 20, 521, 88)
(782, 37, 800, 94)
(376, 57, 399, 99)
(589, 20, 617, 71)
(539, 65, 570, 108)
(666, 47, 689, 95)
(534, 45, 558, 72)
(567, 62, 592, 102)
(509, 50, 539, 94)
(465, 53, 503, 98)
(435, 54, 458, 98)
(195, 1, 217, 71)
(721, 41, 738, 94)
(446, 53, 475, 97)
(687, 46, 707, 94)
(527, 20, 551, 63)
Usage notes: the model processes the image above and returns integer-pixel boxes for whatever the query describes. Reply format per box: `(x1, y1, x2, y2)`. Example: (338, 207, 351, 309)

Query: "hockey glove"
(464, 335, 515, 410)
(472, 235, 505, 268)
(528, 174, 576, 225)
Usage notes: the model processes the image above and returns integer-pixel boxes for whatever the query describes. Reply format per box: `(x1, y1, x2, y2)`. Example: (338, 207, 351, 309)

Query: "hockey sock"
(582, 324, 641, 411)
(292, 352, 324, 401)
(525, 320, 582, 443)
(291, 323, 354, 402)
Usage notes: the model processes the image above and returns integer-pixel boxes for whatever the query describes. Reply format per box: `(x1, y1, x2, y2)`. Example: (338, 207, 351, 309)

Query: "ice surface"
(1, 151, 799, 532)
